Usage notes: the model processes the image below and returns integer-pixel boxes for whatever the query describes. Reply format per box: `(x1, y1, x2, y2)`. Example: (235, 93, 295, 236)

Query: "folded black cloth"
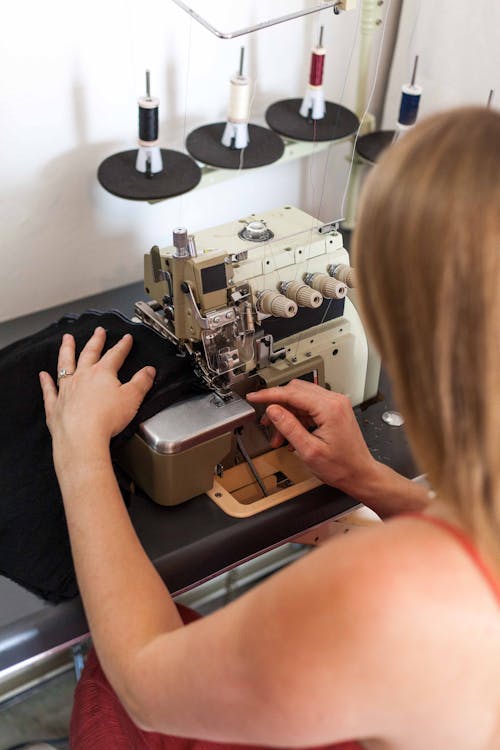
(0, 311, 202, 603)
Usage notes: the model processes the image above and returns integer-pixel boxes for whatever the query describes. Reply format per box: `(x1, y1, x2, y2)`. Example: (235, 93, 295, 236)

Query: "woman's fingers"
(248, 381, 324, 423)
(77, 327, 107, 368)
(76, 330, 134, 373)
(270, 428, 286, 449)
(57, 333, 76, 375)
(125, 366, 156, 399)
(100, 333, 134, 372)
(261, 408, 310, 427)
(266, 405, 318, 458)
(39, 371, 57, 421)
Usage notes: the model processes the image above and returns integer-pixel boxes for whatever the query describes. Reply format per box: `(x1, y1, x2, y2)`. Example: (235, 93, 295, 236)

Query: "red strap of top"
(403, 513, 500, 605)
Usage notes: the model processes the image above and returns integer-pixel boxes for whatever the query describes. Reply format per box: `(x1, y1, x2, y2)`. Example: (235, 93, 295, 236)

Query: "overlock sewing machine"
(117, 206, 380, 516)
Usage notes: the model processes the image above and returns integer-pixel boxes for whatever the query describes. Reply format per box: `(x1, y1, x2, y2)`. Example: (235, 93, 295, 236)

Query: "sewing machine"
(117, 206, 380, 516)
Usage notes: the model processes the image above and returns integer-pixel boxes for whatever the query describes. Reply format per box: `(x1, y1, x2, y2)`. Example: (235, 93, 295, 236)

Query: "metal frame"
(170, 0, 342, 39)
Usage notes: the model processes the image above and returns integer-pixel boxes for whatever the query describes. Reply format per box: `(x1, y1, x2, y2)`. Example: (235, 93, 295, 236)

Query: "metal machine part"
(138, 392, 255, 454)
(173, 227, 190, 258)
(382, 410, 405, 427)
(128, 206, 379, 510)
(238, 220, 274, 243)
(169, 0, 356, 41)
(115, 392, 256, 506)
(187, 234, 198, 258)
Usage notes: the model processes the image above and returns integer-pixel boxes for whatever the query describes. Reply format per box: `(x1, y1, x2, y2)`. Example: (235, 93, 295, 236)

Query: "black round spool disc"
(97, 149, 202, 201)
(355, 130, 395, 164)
(186, 123, 284, 169)
(265, 99, 359, 142)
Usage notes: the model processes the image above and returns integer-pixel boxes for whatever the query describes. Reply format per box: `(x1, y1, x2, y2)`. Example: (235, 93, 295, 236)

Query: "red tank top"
(70, 516, 498, 750)
(404, 513, 500, 604)
(70, 637, 363, 750)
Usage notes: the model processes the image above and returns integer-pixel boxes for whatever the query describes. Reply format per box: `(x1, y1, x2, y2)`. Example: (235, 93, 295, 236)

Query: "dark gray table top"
(0, 281, 417, 675)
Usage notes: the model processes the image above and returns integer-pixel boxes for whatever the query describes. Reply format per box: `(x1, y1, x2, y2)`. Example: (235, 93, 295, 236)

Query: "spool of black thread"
(139, 104, 159, 143)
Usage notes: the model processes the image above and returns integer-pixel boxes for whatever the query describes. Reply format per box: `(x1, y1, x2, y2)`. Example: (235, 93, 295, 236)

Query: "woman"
(40, 107, 499, 749)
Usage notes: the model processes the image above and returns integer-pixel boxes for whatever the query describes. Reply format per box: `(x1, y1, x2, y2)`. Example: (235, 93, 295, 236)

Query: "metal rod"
(411, 55, 419, 87)
(319, 25, 324, 48)
(170, 0, 342, 40)
(487, 89, 494, 108)
(72, 644, 85, 682)
(146, 69, 151, 99)
(235, 432, 268, 498)
(239, 47, 245, 77)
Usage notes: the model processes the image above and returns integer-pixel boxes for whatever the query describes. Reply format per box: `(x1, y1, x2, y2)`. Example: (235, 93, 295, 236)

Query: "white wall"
(383, 0, 500, 126)
(0, 0, 396, 323)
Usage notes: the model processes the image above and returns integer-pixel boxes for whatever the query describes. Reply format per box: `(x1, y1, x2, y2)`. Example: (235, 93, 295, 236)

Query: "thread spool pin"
(411, 55, 419, 87)
(221, 48, 251, 150)
(396, 55, 422, 134)
(299, 29, 326, 120)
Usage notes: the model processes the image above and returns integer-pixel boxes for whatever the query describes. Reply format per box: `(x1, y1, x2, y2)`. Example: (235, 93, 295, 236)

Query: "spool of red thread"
(309, 49, 325, 86)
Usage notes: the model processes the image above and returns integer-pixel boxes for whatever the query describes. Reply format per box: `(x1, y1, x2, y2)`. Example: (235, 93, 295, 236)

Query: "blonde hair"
(353, 107, 500, 561)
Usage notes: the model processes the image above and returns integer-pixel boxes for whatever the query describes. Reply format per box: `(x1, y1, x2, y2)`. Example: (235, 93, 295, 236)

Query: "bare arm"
(345, 458, 428, 518)
(247, 380, 428, 518)
(39, 329, 395, 744)
(40, 330, 184, 718)
(38, 330, 442, 747)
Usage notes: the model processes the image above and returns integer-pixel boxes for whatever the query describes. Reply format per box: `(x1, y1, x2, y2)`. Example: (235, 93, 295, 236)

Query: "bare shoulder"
(132, 514, 499, 747)
(301, 516, 500, 746)
(238, 514, 500, 741)
(304, 514, 500, 644)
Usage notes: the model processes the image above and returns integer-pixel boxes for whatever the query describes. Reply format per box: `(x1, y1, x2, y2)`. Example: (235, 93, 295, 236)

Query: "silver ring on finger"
(57, 368, 75, 386)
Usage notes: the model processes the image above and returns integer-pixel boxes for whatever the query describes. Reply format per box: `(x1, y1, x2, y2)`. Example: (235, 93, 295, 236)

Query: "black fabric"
(0, 311, 202, 603)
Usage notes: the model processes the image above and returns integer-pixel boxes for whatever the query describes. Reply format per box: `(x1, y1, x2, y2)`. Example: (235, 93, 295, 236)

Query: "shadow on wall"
(0, 136, 141, 321)
(1, 78, 160, 322)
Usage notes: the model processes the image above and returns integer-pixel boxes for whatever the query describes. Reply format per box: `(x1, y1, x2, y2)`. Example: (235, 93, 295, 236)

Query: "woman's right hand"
(247, 379, 377, 494)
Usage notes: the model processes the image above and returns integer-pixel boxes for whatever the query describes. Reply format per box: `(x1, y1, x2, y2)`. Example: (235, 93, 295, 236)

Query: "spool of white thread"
(227, 75, 250, 123)
(221, 74, 251, 149)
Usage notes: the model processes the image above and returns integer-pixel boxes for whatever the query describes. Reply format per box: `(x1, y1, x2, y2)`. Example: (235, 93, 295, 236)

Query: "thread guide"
(170, 0, 348, 39)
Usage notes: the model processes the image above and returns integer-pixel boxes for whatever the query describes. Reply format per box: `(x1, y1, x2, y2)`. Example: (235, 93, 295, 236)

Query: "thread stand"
(186, 123, 284, 170)
(97, 70, 201, 201)
(355, 129, 394, 164)
(97, 149, 202, 201)
(266, 98, 359, 142)
(355, 55, 422, 164)
(265, 28, 358, 142)
(186, 48, 285, 170)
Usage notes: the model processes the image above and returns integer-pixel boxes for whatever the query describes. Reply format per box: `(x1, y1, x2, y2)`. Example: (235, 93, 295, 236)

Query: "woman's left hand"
(39, 327, 156, 465)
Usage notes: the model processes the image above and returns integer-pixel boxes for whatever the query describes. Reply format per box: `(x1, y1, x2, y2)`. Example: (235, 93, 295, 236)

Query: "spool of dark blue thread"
(398, 84, 422, 126)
